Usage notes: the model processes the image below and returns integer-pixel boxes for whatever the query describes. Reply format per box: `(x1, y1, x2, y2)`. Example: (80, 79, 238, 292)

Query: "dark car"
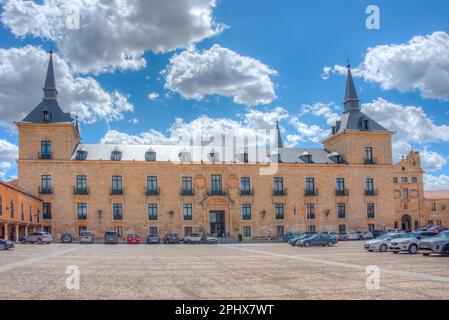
(164, 233, 180, 244)
(297, 233, 337, 247)
(104, 231, 119, 244)
(0, 239, 15, 250)
(282, 232, 301, 242)
(60, 233, 73, 243)
(146, 235, 161, 244)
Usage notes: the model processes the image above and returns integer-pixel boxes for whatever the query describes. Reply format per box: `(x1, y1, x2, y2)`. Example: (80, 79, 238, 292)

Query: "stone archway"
(401, 214, 412, 232)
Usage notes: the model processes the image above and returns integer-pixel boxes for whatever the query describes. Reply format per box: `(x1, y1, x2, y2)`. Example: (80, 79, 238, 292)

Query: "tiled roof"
(0, 181, 42, 201)
(72, 144, 345, 165)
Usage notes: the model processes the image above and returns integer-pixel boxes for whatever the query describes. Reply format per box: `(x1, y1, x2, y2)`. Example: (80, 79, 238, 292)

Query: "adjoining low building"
(9, 52, 447, 240)
(424, 191, 449, 227)
(0, 180, 43, 241)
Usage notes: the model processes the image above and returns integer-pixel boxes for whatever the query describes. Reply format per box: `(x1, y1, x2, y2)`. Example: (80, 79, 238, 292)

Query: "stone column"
(15, 224, 19, 242)
(4, 223, 8, 240)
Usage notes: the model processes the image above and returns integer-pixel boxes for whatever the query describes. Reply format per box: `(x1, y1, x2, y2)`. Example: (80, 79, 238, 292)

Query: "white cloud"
(299, 103, 341, 126)
(288, 117, 329, 144)
(324, 32, 449, 100)
(420, 149, 448, 173)
(424, 174, 449, 191)
(101, 108, 289, 146)
(0, 0, 225, 73)
(362, 98, 449, 144)
(0, 46, 133, 129)
(0, 139, 18, 181)
(163, 44, 278, 106)
(148, 92, 159, 101)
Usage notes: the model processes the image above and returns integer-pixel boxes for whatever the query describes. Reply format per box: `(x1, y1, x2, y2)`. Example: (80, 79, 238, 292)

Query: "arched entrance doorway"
(401, 215, 412, 232)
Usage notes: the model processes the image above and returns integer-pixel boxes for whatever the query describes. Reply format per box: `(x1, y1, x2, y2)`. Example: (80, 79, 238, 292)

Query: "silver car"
(419, 231, 449, 257)
(389, 231, 438, 254)
(364, 233, 402, 252)
(20, 232, 53, 244)
(80, 231, 95, 244)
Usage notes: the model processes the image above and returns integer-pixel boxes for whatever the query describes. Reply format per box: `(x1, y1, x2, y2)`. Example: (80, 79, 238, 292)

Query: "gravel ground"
(1, 242, 449, 300)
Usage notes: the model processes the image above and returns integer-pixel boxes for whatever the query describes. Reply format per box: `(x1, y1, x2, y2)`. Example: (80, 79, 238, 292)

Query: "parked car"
(291, 234, 315, 246)
(358, 231, 374, 240)
(282, 232, 301, 242)
(364, 233, 403, 252)
(429, 225, 449, 233)
(20, 232, 52, 244)
(337, 231, 348, 241)
(80, 231, 95, 244)
(345, 232, 360, 241)
(185, 233, 202, 244)
(146, 235, 161, 244)
(372, 229, 388, 238)
(0, 239, 15, 250)
(127, 234, 141, 244)
(60, 233, 73, 243)
(201, 235, 219, 244)
(389, 231, 438, 254)
(288, 235, 305, 245)
(297, 233, 337, 247)
(104, 231, 119, 244)
(420, 231, 449, 257)
(164, 233, 180, 244)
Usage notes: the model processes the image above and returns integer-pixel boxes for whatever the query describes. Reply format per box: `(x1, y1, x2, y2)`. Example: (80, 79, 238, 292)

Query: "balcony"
(39, 187, 53, 194)
(365, 189, 378, 196)
(38, 152, 52, 160)
(273, 189, 287, 196)
(110, 188, 124, 195)
(77, 215, 87, 220)
(146, 188, 160, 196)
(364, 158, 377, 165)
(240, 189, 255, 196)
(207, 188, 229, 196)
(304, 189, 319, 196)
(43, 213, 52, 220)
(74, 186, 89, 195)
(336, 189, 349, 196)
(180, 188, 195, 196)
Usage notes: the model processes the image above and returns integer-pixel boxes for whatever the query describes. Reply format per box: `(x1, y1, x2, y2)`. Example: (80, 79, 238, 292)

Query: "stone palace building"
(1, 52, 447, 241)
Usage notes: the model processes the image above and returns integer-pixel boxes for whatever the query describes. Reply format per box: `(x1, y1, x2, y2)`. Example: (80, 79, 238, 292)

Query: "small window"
(411, 177, 418, 183)
(402, 188, 409, 199)
(275, 203, 285, 220)
(42, 111, 51, 122)
(111, 150, 122, 161)
(242, 204, 252, 220)
(431, 202, 437, 212)
(308, 225, 316, 233)
(337, 203, 346, 219)
(113, 203, 123, 220)
(76, 150, 87, 160)
(307, 203, 316, 220)
(361, 119, 369, 130)
(149, 227, 158, 236)
(145, 150, 156, 162)
(243, 226, 252, 237)
(276, 226, 284, 238)
(367, 203, 375, 219)
(183, 204, 193, 221)
(338, 224, 346, 233)
(401, 177, 408, 183)
(243, 152, 249, 163)
(393, 177, 398, 184)
(148, 204, 158, 220)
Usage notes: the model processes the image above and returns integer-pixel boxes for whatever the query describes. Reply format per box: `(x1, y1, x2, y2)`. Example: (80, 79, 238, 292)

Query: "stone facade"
(0, 181, 43, 240)
(423, 191, 449, 227)
(13, 54, 445, 241)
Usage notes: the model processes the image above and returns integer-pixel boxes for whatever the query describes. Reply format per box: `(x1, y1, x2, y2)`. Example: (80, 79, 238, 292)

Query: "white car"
(389, 231, 438, 254)
(345, 232, 359, 241)
(185, 233, 202, 244)
(364, 233, 402, 252)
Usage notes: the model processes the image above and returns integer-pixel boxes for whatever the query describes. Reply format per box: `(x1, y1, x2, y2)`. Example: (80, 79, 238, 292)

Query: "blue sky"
(0, 0, 449, 189)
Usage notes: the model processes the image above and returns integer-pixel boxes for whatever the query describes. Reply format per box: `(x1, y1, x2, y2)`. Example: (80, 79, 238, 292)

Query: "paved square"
(1, 242, 449, 300)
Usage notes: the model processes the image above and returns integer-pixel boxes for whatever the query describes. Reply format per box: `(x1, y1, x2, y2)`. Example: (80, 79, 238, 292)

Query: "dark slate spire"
(43, 51, 58, 100)
(274, 120, 283, 148)
(343, 65, 360, 113)
(20, 51, 74, 124)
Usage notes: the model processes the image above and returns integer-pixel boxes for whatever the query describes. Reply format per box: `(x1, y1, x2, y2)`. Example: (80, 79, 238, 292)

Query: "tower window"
(145, 150, 156, 162)
(42, 111, 51, 122)
(76, 150, 87, 160)
(361, 119, 369, 130)
(111, 150, 122, 161)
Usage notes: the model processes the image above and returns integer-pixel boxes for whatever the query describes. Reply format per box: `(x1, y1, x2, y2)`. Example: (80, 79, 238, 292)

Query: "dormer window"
(42, 111, 51, 122)
(111, 149, 122, 161)
(299, 151, 312, 164)
(243, 152, 249, 163)
(209, 149, 219, 162)
(360, 119, 369, 130)
(178, 150, 191, 162)
(145, 149, 156, 162)
(76, 150, 87, 161)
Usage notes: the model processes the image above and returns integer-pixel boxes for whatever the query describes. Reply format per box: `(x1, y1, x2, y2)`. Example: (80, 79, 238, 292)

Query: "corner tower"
(322, 65, 393, 165)
(15, 51, 80, 161)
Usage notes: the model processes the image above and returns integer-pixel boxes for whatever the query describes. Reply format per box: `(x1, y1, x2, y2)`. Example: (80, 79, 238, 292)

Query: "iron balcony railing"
(180, 188, 195, 196)
(336, 189, 349, 196)
(146, 188, 160, 196)
(240, 189, 255, 196)
(110, 188, 124, 195)
(364, 158, 377, 165)
(38, 152, 52, 160)
(304, 189, 319, 196)
(39, 187, 53, 194)
(365, 189, 378, 196)
(207, 188, 229, 196)
(74, 186, 89, 195)
(273, 189, 287, 196)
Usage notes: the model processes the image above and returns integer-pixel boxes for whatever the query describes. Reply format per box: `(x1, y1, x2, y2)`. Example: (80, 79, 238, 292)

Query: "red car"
(127, 234, 141, 244)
